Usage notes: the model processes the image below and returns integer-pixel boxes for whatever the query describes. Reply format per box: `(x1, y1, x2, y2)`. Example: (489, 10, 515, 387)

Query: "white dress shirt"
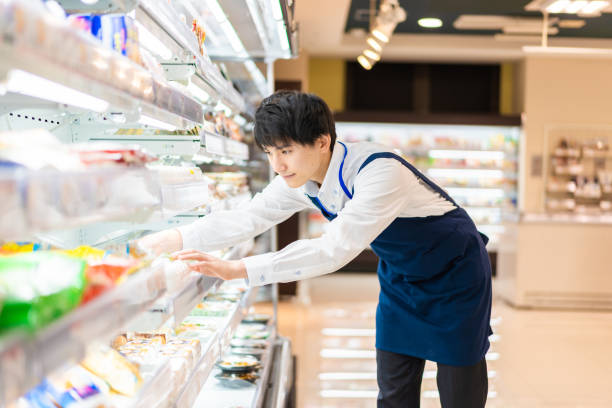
(178, 141, 455, 287)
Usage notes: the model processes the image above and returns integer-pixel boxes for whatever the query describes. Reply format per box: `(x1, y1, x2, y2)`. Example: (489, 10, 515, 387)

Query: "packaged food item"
(189, 301, 233, 317)
(0, 252, 86, 332)
(242, 313, 271, 324)
(217, 355, 260, 373)
(215, 371, 259, 388)
(59, 245, 105, 260)
(192, 18, 206, 56)
(112, 333, 128, 349)
(81, 256, 143, 304)
(81, 345, 142, 397)
(0, 241, 42, 254)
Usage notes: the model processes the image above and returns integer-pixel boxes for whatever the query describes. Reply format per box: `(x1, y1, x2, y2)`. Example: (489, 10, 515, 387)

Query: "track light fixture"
(357, 0, 406, 70)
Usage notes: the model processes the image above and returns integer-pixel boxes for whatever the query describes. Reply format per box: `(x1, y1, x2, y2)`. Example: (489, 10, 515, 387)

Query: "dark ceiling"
(345, 0, 612, 38)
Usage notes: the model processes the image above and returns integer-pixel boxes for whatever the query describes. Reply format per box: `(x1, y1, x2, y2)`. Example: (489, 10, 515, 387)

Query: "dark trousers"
(376, 348, 488, 408)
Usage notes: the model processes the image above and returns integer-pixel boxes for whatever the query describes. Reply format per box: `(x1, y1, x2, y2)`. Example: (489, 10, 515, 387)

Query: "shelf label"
(226, 139, 249, 161)
(204, 133, 225, 156)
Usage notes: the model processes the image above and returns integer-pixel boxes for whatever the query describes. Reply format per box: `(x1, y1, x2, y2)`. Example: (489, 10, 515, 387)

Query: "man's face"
(263, 138, 329, 188)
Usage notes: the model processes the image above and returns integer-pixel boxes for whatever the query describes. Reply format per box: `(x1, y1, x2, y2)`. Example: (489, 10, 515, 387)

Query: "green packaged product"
(0, 252, 86, 333)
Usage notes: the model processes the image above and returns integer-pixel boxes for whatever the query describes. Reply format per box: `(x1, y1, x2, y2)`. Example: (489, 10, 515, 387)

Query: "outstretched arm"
(136, 175, 309, 255)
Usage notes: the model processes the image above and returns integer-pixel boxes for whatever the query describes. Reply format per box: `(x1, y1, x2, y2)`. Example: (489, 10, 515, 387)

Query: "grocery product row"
(0, 129, 251, 240)
(0, 238, 265, 406)
(0, 0, 258, 129)
(547, 137, 612, 214)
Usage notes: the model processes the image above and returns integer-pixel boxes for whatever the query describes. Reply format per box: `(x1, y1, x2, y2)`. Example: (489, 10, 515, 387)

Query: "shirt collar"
(302, 141, 344, 197)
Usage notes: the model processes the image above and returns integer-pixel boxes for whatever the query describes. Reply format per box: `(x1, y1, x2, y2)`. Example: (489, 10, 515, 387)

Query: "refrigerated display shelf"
(194, 322, 278, 408)
(201, 131, 250, 162)
(161, 181, 210, 215)
(30, 194, 254, 249)
(0, 167, 161, 240)
(523, 212, 612, 224)
(88, 133, 203, 157)
(426, 165, 514, 172)
(251, 326, 278, 408)
(263, 337, 293, 408)
(443, 185, 517, 195)
(135, 239, 254, 333)
(0, 262, 166, 406)
(463, 205, 512, 211)
(422, 147, 518, 160)
(135, 1, 248, 115)
(140, 285, 261, 408)
(426, 168, 517, 179)
(131, 358, 173, 408)
(0, 1, 202, 128)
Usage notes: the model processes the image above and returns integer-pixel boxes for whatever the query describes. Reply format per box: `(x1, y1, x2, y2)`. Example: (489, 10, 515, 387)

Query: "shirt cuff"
(177, 224, 199, 250)
(242, 252, 274, 287)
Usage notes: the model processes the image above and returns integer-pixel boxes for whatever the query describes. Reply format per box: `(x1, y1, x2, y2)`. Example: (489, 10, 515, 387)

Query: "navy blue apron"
(307, 142, 492, 366)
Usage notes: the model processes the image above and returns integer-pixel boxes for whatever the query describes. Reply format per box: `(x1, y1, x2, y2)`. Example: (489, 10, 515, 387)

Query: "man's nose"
(270, 154, 286, 173)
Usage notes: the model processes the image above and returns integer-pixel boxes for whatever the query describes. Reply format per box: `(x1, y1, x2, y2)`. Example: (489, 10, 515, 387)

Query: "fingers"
(171, 249, 216, 262)
(187, 261, 220, 278)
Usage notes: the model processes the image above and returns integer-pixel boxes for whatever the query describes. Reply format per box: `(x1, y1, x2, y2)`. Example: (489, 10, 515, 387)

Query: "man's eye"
(263, 151, 271, 155)
(282, 150, 291, 155)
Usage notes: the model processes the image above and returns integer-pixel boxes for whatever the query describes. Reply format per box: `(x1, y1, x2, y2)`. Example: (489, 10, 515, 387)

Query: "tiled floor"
(271, 273, 612, 407)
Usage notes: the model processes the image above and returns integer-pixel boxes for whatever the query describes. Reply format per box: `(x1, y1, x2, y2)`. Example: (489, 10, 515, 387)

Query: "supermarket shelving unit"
(0, 0, 297, 406)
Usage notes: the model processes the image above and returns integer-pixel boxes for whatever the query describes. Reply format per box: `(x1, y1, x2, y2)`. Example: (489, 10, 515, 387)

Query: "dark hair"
(254, 90, 336, 151)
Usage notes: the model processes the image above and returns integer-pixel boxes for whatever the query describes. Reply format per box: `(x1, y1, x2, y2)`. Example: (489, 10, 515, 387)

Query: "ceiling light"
(494, 33, 543, 42)
(357, 55, 373, 70)
(366, 37, 382, 52)
(372, 29, 389, 43)
(418, 17, 443, 28)
(565, 0, 589, 13)
(363, 49, 381, 61)
(558, 19, 586, 27)
(454, 15, 515, 30)
(4, 69, 109, 112)
(579, 0, 610, 14)
(503, 25, 559, 34)
(546, 0, 572, 13)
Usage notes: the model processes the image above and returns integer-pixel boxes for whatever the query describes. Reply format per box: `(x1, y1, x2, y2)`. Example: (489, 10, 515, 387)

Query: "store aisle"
(274, 273, 612, 408)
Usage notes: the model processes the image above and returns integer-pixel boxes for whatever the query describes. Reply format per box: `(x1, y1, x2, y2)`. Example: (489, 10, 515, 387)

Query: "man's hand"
(172, 249, 247, 281)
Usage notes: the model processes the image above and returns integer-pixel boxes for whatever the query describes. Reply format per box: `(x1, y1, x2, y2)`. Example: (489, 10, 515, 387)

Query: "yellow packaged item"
(81, 346, 142, 397)
(60, 245, 105, 260)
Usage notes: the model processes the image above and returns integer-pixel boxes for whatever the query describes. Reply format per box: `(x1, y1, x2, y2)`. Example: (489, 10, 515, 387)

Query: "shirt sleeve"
(177, 175, 309, 252)
(242, 158, 414, 287)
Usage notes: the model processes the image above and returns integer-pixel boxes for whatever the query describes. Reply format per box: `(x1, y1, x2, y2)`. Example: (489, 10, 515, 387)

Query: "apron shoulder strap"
(356, 152, 459, 207)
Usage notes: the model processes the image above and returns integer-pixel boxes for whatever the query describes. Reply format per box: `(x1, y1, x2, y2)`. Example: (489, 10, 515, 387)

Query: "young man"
(139, 91, 492, 407)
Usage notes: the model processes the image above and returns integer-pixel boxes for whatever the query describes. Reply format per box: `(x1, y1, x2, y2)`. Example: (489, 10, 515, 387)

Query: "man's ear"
(318, 134, 331, 152)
